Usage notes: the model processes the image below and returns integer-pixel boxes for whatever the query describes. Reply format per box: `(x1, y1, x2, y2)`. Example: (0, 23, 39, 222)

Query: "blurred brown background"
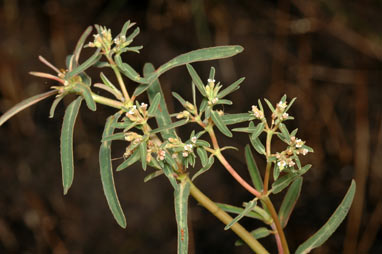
(0, 0, 381, 253)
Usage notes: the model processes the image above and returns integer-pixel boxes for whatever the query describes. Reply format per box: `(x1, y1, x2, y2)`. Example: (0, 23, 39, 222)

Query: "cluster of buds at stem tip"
(205, 77, 223, 106)
(124, 131, 142, 143)
(272, 100, 289, 122)
(176, 110, 190, 119)
(87, 26, 113, 50)
(251, 105, 264, 120)
(125, 103, 148, 123)
(157, 150, 166, 161)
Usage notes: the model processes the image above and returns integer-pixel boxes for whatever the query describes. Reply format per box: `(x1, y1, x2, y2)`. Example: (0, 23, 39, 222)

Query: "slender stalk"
(188, 178, 269, 254)
(271, 223, 283, 254)
(92, 93, 124, 109)
(263, 162, 272, 194)
(262, 196, 289, 254)
(207, 128, 262, 198)
(111, 65, 130, 102)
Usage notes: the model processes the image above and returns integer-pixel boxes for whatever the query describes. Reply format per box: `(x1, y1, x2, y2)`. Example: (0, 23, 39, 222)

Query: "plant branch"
(262, 196, 290, 254)
(188, 178, 269, 254)
(92, 93, 124, 109)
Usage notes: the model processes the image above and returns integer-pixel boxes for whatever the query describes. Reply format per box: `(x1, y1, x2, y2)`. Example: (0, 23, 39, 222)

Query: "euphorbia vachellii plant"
(0, 21, 355, 254)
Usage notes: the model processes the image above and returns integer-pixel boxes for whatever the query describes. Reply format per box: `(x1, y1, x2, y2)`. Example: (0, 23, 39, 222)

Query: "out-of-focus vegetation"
(0, 0, 380, 253)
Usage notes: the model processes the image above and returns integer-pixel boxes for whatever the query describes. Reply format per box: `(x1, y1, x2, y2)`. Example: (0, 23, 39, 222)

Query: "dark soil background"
(0, 0, 381, 253)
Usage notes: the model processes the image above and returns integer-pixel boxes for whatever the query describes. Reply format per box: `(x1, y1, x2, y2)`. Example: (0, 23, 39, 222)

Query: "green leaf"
(70, 26, 93, 70)
(208, 66, 216, 80)
(101, 132, 125, 142)
(115, 54, 146, 83)
(235, 227, 272, 246)
(250, 135, 266, 155)
(147, 93, 161, 116)
(215, 203, 263, 221)
(279, 123, 290, 140)
(100, 72, 122, 97)
(221, 113, 254, 125)
(116, 149, 140, 171)
(211, 111, 232, 137)
(156, 46, 244, 77)
(139, 141, 147, 171)
(186, 64, 206, 97)
(150, 119, 188, 134)
(49, 95, 64, 118)
(216, 99, 232, 105)
(217, 77, 245, 98)
(174, 179, 191, 254)
(271, 173, 298, 194)
(162, 164, 178, 190)
(196, 147, 208, 167)
(144, 170, 163, 182)
(245, 145, 263, 192)
(71, 83, 96, 111)
(119, 20, 134, 37)
(99, 112, 127, 228)
(66, 48, 101, 80)
(172, 92, 187, 106)
(144, 63, 176, 140)
(192, 156, 214, 181)
(60, 97, 83, 195)
(195, 139, 210, 147)
(224, 199, 258, 230)
(0, 90, 57, 126)
(299, 164, 312, 176)
(125, 27, 140, 42)
(273, 163, 280, 181)
(279, 177, 303, 228)
(264, 98, 275, 112)
(295, 180, 356, 254)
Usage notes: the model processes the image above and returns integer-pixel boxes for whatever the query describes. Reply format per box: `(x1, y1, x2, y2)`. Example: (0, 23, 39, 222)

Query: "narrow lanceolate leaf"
(250, 135, 266, 155)
(295, 180, 356, 254)
(144, 63, 176, 139)
(147, 93, 161, 116)
(101, 132, 125, 142)
(115, 54, 146, 83)
(174, 179, 191, 254)
(139, 142, 147, 171)
(60, 97, 83, 195)
(157, 46, 244, 76)
(172, 92, 187, 107)
(162, 164, 179, 190)
(224, 199, 258, 230)
(251, 122, 265, 140)
(192, 156, 214, 181)
(0, 90, 57, 126)
(217, 77, 245, 99)
(116, 149, 140, 171)
(66, 48, 101, 80)
(100, 72, 122, 98)
(211, 111, 232, 137)
(70, 26, 93, 70)
(99, 112, 127, 228)
(49, 95, 64, 118)
(245, 145, 263, 192)
(235, 227, 272, 246)
(196, 147, 208, 167)
(271, 173, 299, 194)
(144, 170, 163, 183)
(215, 203, 263, 221)
(221, 113, 254, 125)
(279, 177, 303, 228)
(264, 98, 275, 112)
(72, 83, 96, 111)
(150, 119, 188, 134)
(186, 64, 206, 96)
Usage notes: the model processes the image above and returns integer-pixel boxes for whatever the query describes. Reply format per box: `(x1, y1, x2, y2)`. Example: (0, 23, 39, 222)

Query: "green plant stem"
(263, 130, 273, 194)
(262, 196, 290, 254)
(263, 162, 271, 194)
(111, 65, 130, 102)
(188, 178, 269, 254)
(92, 93, 124, 109)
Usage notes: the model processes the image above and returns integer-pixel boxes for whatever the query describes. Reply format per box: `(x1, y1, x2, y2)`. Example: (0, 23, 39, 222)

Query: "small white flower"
(296, 139, 304, 148)
(277, 160, 287, 170)
(172, 153, 178, 159)
(251, 105, 264, 119)
(140, 102, 148, 109)
(207, 78, 215, 83)
(191, 136, 197, 143)
(282, 112, 289, 120)
(301, 148, 309, 155)
(182, 151, 189, 157)
(211, 98, 218, 104)
(288, 160, 295, 167)
(184, 144, 193, 151)
(277, 101, 287, 110)
(157, 150, 166, 161)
